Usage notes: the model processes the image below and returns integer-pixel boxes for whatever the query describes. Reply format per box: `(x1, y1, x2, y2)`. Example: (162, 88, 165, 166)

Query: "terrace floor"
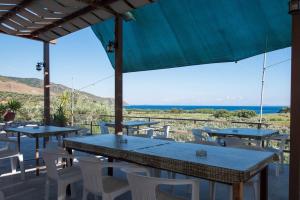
(0, 136, 289, 200)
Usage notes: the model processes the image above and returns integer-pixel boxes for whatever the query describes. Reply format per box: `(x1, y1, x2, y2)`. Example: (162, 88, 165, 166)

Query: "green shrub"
(234, 110, 256, 118)
(279, 107, 290, 113)
(213, 110, 231, 118)
(170, 109, 184, 114)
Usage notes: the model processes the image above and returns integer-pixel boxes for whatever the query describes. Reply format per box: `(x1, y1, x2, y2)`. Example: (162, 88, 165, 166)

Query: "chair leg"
(209, 181, 216, 200)
(57, 183, 67, 200)
(82, 188, 88, 200)
(252, 181, 259, 200)
(70, 183, 76, 199)
(275, 162, 280, 177)
(18, 154, 25, 180)
(45, 179, 50, 200)
(10, 157, 17, 173)
(229, 186, 233, 200)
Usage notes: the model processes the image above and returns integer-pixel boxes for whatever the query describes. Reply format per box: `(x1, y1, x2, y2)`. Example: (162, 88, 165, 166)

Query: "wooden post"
(43, 42, 50, 125)
(114, 15, 123, 134)
(289, 2, 300, 199)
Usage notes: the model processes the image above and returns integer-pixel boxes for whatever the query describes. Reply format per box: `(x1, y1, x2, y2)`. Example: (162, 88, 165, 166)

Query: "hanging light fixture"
(36, 62, 45, 71)
(289, 0, 300, 14)
(106, 40, 115, 53)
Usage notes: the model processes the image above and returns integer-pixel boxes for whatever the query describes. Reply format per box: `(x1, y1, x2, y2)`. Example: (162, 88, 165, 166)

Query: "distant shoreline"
(124, 105, 287, 114)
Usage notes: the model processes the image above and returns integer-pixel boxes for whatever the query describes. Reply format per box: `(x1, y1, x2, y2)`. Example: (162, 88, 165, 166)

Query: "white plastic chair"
(125, 167, 200, 200)
(0, 191, 5, 200)
(78, 156, 131, 200)
(99, 122, 110, 134)
(192, 129, 214, 143)
(223, 137, 262, 200)
(265, 134, 288, 176)
(0, 136, 24, 180)
(41, 147, 82, 200)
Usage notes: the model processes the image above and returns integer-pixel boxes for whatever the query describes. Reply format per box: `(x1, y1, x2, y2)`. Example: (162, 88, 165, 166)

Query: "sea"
(124, 105, 286, 114)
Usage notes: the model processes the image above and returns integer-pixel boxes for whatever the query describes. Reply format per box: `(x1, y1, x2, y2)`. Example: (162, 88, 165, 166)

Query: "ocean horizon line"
(124, 105, 288, 114)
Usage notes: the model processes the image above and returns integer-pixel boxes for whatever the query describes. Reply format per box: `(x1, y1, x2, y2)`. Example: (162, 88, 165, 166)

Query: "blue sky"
(0, 28, 291, 106)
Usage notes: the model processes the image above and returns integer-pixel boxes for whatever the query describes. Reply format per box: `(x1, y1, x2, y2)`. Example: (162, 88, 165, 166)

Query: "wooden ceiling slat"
(38, 0, 75, 13)
(110, 1, 131, 13)
(69, 18, 89, 28)
(28, 4, 66, 19)
(43, 31, 58, 40)
(0, 5, 17, 10)
(3, 19, 24, 30)
(55, 0, 87, 8)
(0, 0, 153, 41)
(92, 9, 113, 20)
(0, 0, 22, 4)
(0, 0, 34, 24)
(18, 9, 42, 22)
(127, 0, 150, 8)
(31, 0, 119, 38)
(0, 23, 17, 34)
(37, 33, 51, 41)
(81, 13, 101, 24)
(52, 27, 69, 35)
(61, 23, 78, 32)
(10, 14, 36, 27)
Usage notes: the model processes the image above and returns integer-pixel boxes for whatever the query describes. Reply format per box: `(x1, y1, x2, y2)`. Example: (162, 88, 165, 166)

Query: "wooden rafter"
(0, 0, 34, 24)
(30, 0, 119, 38)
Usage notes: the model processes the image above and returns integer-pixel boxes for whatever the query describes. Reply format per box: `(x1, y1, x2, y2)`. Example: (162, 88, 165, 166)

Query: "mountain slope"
(0, 75, 118, 105)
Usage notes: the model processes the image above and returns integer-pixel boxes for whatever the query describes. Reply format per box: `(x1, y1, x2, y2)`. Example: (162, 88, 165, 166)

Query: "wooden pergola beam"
(289, 1, 300, 198)
(0, 0, 34, 24)
(30, 0, 119, 38)
(114, 15, 123, 134)
(43, 42, 50, 126)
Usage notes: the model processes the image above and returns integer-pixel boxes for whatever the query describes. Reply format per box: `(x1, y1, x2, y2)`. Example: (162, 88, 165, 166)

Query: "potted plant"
(3, 100, 22, 122)
(52, 105, 68, 127)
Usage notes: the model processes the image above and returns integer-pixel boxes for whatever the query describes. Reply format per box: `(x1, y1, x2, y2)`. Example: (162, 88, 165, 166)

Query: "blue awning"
(92, 0, 291, 73)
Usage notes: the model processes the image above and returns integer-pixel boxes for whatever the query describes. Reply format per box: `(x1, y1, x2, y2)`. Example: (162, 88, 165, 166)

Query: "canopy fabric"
(92, 0, 291, 73)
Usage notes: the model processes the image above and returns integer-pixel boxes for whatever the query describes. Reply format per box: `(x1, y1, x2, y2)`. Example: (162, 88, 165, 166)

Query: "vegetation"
(7, 99, 22, 112)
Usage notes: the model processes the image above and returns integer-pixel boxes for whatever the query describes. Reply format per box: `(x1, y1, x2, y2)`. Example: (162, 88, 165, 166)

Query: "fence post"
(90, 121, 93, 134)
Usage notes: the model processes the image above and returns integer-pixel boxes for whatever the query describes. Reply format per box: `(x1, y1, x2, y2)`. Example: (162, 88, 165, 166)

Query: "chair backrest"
(146, 129, 154, 138)
(192, 129, 210, 142)
(162, 125, 170, 138)
(223, 137, 245, 147)
(78, 157, 104, 194)
(0, 191, 5, 200)
(127, 172, 159, 200)
(99, 122, 109, 134)
(41, 147, 69, 180)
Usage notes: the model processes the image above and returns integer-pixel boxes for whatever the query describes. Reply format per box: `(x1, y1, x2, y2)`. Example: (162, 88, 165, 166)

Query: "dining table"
(105, 120, 159, 134)
(64, 134, 275, 200)
(5, 125, 79, 175)
(202, 127, 279, 146)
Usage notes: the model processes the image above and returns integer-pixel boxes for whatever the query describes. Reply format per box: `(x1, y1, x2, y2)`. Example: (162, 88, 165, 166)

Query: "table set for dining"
(3, 121, 281, 200)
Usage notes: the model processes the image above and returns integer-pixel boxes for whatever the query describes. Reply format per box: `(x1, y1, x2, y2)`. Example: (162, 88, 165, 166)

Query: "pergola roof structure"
(0, 0, 152, 42)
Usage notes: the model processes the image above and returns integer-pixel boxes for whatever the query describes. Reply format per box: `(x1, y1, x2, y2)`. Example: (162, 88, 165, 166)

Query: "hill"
(0, 75, 118, 105)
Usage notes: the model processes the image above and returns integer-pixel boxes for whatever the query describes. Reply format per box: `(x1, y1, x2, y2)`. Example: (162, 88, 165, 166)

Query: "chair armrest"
(0, 138, 17, 144)
(101, 162, 137, 170)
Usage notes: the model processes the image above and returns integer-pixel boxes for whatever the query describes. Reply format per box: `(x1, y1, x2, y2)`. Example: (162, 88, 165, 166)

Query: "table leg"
(260, 166, 268, 200)
(35, 137, 39, 176)
(232, 182, 243, 200)
(43, 137, 49, 148)
(66, 147, 73, 196)
(17, 132, 20, 152)
(108, 157, 113, 176)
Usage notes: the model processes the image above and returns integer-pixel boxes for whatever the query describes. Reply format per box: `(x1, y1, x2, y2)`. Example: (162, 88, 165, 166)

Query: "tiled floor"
(0, 136, 289, 200)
